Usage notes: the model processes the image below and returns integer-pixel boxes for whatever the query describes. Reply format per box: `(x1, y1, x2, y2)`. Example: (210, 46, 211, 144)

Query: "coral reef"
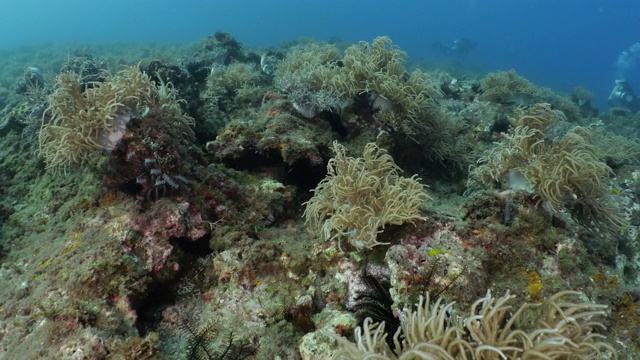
(2, 33, 639, 359)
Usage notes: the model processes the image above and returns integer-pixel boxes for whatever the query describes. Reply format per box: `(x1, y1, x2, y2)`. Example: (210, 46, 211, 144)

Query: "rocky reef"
(1, 32, 640, 359)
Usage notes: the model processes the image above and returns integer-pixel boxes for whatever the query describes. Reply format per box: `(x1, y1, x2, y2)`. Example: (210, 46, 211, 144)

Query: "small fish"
(427, 248, 445, 257)
(503, 93, 537, 106)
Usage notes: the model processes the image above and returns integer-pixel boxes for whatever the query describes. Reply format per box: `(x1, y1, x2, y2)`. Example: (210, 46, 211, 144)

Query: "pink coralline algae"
(127, 201, 207, 273)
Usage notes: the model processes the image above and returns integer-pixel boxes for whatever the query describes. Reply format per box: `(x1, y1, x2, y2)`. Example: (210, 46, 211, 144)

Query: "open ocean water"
(1, 0, 640, 108)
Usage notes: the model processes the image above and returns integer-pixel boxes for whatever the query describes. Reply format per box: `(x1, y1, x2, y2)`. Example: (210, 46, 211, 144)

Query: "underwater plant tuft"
(303, 141, 429, 251)
(38, 65, 194, 173)
(469, 103, 627, 233)
(328, 290, 617, 359)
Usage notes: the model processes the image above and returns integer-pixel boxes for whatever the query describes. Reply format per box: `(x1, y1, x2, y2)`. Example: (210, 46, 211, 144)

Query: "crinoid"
(346, 258, 462, 354)
(102, 115, 194, 202)
(346, 265, 400, 352)
(179, 311, 258, 360)
(129, 153, 191, 202)
(406, 255, 464, 306)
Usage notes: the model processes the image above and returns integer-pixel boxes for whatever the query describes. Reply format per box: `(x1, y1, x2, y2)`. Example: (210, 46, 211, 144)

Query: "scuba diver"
(432, 38, 475, 57)
(607, 79, 640, 113)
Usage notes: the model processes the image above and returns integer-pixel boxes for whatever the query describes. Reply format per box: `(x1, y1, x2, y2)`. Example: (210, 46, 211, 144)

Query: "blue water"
(2, 0, 639, 109)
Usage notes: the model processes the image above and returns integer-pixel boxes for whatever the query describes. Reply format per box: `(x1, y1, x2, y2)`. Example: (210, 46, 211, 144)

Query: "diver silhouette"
(432, 38, 475, 57)
(609, 43, 640, 113)
(607, 79, 640, 113)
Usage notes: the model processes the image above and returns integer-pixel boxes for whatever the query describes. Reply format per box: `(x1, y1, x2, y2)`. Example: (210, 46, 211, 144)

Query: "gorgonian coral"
(328, 290, 617, 359)
(205, 62, 265, 113)
(274, 36, 441, 124)
(38, 65, 194, 173)
(303, 141, 429, 251)
(274, 37, 468, 166)
(273, 42, 344, 116)
(469, 103, 626, 232)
